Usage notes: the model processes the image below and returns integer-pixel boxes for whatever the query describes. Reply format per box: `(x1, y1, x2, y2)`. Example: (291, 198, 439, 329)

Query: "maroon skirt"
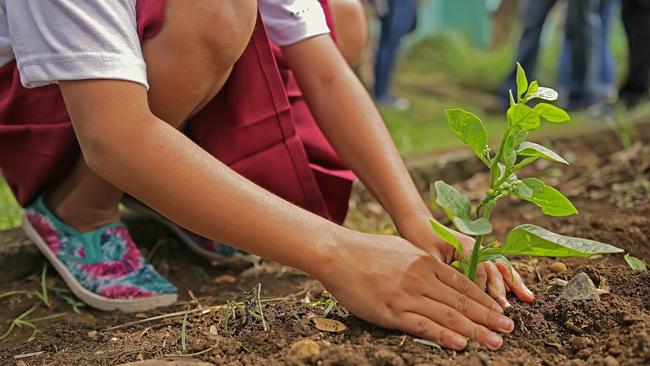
(0, 0, 354, 224)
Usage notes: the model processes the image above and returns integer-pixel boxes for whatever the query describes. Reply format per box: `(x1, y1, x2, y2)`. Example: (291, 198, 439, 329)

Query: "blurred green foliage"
(0, 179, 22, 230)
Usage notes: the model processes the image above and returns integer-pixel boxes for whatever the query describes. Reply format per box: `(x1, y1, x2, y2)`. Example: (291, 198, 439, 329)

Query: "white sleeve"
(5, 0, 148, 89)
(258, 0, 330, 47)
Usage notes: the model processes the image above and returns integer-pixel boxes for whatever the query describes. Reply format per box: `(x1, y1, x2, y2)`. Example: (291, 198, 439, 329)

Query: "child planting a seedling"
(0, 0, 534, 351)
(430, 63, 624, 285)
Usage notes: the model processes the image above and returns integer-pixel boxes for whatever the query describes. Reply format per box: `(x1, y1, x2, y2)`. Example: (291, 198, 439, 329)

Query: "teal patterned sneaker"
(122, 196, 259, 263)
(22, 195, 177, 312)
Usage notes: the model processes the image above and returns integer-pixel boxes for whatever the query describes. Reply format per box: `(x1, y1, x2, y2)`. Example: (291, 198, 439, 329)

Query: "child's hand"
(394, 214, 535, 308)
(318, 231, 515, 350)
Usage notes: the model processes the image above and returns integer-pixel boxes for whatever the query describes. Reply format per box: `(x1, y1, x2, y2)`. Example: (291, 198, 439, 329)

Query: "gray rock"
(559, 272, 600, 302)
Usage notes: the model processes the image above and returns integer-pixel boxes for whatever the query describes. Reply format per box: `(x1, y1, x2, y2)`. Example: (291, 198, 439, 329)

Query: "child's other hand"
(318, 230, 514, 350)
(394, 214, 535, 308)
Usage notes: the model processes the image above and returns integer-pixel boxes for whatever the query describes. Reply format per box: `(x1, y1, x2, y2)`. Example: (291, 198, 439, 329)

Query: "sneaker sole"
(22, 216, 178, 313)
(122, 196, 258, 263)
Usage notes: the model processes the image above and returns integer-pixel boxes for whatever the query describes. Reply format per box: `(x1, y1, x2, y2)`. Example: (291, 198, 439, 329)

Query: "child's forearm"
(283, 36, 431, 226)
(59, 80, 340, 278)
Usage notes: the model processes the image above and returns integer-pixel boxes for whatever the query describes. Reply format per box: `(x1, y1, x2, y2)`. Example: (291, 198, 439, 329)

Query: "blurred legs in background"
(498, 0, 556, 108)
(564, 0, 603, 110)
(559, 0, 617, 107)
(619, 0, 650, 108)
(373, 0, 417, 109)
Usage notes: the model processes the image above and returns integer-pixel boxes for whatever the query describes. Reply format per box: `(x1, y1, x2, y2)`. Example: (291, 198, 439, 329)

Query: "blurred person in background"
(496, 0, 603, 111)
(329, 0, 368, 67)
(619, 0, 650, 108)
(372, 0, 417, 110)
(558, 0, 618, 109)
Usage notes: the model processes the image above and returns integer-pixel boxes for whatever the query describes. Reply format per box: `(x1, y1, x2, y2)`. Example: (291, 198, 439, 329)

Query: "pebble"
(312, 317, 347, 333)
(550, 261, 567, 273)
(289, 339, 320, 363)
(569, 336, 592, 351)
(604, 355, 619, 366)
(17, 361, 27, 366)
(560, 272, 600, 302)
(87, 330, 98, 339)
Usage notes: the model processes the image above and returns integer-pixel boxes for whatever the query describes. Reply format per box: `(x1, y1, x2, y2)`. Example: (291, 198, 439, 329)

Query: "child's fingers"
(495, 262, 535, 303)
(475, 263, 488, 291)
(397, 312, 467, 350)
(433, 261, 504, 313)
(485, 262, 511, 308)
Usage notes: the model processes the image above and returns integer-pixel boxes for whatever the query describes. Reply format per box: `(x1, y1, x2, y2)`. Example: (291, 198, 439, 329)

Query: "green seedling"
(624, 254, 647, 272)
(431, 63, 624, 282)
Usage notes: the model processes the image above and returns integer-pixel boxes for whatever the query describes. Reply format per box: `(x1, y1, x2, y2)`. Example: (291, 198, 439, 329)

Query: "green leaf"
(507, 104, 541, 131)
(525, 80, 539, 101)
(516, 62, 528, 101)
(516, 178, 578, 216)
(445, 109, 488, 158)
(533, 103, 570, 123)
(503, 130, 529, 167)
(517, 141, 568, 165)
(434, 180, 471, 219)
(528, 86, 559, 102)
(624, 254, 647, 272)
(452, 217, 493, 236)
(430, 219, 464, 259)
(500, 224, 623, 257)
(514, 179, 533, 198)
(433, 181, 493, 236)
(450, 260, 463, 272)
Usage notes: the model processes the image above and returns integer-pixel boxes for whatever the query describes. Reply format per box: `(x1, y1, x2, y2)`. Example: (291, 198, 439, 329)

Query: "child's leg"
(328, 0, 367, 67)
(47, 0, 257, 232)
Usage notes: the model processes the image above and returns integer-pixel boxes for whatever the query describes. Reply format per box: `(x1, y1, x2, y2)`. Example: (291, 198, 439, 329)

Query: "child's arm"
(282, 35, 534, 304)
(59, 79, 513, 350)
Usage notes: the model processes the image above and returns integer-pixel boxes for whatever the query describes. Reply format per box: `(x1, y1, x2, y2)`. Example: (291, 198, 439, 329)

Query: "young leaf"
(453, 217, 493, 236)
(533, 103, 570, 123)
(528, 86, 559, 102)
(517, 141, 569, 165)
(445, 109, 488, 158)
(433, 181, 493, 236)
(507, 104, 541, 131)
(434, 180, 471, 219)
(524, 80, 539, 101)
(503, 130, 529, 167)
(624, 254, 647, 272)
(515, 178, 578, 216)
(500, 224, 623, 257)
(430, 219, 464, 259)
(516, 62, 528, 101)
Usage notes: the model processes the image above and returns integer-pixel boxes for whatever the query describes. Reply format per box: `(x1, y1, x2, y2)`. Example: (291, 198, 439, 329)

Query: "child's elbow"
(77, 131, 118, 175)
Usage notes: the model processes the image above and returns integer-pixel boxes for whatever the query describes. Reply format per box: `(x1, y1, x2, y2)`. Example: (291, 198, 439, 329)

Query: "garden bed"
(1, 124, 649, 366)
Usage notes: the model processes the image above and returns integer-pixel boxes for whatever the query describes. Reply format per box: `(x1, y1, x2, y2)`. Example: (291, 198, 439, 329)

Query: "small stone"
(17, 361, 27, 366)
(550, 261, 567, 273)
(312, 317, 347, 333)
(87, 330, 98, 339)
(604, 356, 619, 366)
(559, 272, 600, 302)
(289, 339, 320, 363)
(209, 325, 219, 336)
(478, 352, 491, 365)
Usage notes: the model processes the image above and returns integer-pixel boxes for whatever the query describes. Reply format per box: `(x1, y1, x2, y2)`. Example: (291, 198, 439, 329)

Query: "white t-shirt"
(0, 0, 329, 90)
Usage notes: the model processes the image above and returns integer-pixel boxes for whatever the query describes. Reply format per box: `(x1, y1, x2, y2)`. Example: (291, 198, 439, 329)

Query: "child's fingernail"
(492, 302, 504, 313)
(487, 333, 503, 349)
(452, 336, 467, 349)
(524, 287, 534, 297)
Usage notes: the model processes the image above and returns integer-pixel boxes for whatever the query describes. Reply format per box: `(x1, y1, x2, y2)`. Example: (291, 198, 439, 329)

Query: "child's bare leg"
(46, 0, 257, 232)
(329, 0, 367, 67)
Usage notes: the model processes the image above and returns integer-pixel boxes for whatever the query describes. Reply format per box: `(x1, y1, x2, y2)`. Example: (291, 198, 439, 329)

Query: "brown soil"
(1, 125, 649, 366)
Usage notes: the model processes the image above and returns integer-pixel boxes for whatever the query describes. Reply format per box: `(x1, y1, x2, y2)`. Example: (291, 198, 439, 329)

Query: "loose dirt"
(1, 124, 649, 365)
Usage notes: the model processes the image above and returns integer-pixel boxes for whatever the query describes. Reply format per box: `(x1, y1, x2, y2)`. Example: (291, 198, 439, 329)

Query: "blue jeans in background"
(373, 0, 417, 100)
(559, 0, 619, 103)
(498, 0, 603, 109)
